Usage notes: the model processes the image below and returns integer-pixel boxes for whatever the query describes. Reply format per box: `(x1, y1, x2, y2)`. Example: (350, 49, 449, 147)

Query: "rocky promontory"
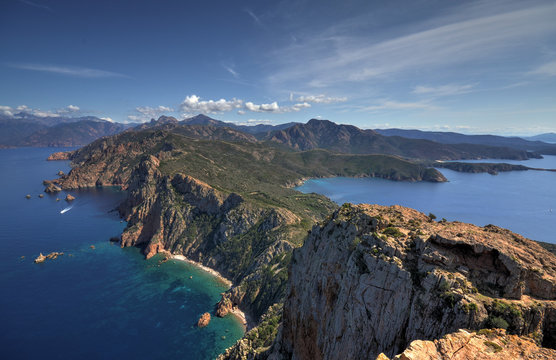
(267, 204, 556, 359)
(47, 151, 73, 161)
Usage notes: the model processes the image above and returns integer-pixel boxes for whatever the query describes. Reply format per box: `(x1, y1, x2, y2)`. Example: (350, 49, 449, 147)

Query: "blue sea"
(297, 156, 556, 244)
(0, 148, 244, 359)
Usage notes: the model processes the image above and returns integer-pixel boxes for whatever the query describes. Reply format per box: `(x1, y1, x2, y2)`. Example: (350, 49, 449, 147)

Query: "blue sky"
(1, 0, 555, 135)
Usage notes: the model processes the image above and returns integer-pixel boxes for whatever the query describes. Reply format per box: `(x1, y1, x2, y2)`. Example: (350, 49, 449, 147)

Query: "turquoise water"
(297, 156, 556, 244)
(0, 147, 244, 359)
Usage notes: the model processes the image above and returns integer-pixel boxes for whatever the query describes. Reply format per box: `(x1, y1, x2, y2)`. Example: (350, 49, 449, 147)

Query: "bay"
(0, 147, 244, 359)
(296, 156, 556, 244)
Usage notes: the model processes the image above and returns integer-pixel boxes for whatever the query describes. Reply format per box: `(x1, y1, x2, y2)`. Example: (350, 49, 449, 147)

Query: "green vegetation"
(483, 340, 503, 353)
(382, 226, 404, 238)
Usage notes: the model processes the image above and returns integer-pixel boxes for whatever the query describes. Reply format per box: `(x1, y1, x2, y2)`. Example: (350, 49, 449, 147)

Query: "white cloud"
(245, 101, 279, 112)
(412, 84, 475, 96)
(237, 110, 246, 115)
(128, 105, 174, 122)
(295, 94, 348, 103)
(529, 61, 556, 76)
(245, 101, 311, 113)
(9, 63, 128, 78)
(100, 117, 114, 122)
(180, 95, 243, 114)
(0, 105, 14, 117)
(1, 104, 87, 118)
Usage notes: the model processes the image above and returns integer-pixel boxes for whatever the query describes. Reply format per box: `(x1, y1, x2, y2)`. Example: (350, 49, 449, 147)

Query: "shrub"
(428, 212, 437, 221)
(382, 226, 404, 238)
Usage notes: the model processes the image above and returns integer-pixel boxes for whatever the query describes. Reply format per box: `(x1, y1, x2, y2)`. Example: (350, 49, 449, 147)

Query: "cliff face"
(269, 204, 556, 359)
(61, 151, 300, 321)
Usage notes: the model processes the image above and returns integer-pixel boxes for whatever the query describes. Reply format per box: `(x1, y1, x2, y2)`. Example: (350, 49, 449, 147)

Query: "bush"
(487, 316, 509, 330)
(428, 212, 437, 221)
(382, 226, 404, 238)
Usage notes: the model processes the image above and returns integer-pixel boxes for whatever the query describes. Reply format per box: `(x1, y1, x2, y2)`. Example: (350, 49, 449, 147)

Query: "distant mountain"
(0, 114, 129, 147)
(182, 114, 299, 135)
(522, 133, 556, 144)
(375, 128, 556, 155)
(265, 119, 539, 160)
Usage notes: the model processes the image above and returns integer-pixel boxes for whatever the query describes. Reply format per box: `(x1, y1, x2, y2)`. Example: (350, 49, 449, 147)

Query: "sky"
(1, 0, 556, 135)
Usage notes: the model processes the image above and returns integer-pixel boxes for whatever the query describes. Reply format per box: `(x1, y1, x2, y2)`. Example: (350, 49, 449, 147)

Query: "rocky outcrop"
(197, 312, 211, 328)
(34, 253, 46, 263)
(65, 194, 75, 201)
(216, 295, 233, 317)
(380, 329, 556, 360)
(34, 252, 63, 263)
(44, 182, 62, 193)
(269, 204, 556, 359)
(47, 151, 73, 161)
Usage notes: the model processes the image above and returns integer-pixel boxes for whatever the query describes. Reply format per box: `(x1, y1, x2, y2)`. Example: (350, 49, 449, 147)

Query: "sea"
(0, 147, 244, 359)
(297, 155, 556, 244)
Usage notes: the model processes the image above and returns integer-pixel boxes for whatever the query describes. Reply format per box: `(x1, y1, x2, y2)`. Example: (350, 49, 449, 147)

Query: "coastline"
(167, 253, 253, 330)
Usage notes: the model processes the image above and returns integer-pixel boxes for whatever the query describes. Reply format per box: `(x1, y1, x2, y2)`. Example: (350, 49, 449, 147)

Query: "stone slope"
(379, 328, 556, 360)
(268, 204, 556, 359)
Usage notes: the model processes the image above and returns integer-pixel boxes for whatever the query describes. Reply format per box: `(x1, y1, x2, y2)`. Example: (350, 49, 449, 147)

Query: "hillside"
(265, 119, 539, 160)
(376, 128, 556, 155)
(47, 127, 444, 323)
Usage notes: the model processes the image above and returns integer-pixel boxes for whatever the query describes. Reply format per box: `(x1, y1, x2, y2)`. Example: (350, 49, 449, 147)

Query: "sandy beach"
(168, 253, 253, 330)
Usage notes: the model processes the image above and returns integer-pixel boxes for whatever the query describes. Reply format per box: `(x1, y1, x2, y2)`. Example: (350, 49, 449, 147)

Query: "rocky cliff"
(380, 328, 556, 359)
(266, 204, 556, 359)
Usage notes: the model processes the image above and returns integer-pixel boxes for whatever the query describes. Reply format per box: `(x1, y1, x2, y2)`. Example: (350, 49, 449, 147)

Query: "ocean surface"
(297, 155, 556, 244)
(0, 147, 244, 359)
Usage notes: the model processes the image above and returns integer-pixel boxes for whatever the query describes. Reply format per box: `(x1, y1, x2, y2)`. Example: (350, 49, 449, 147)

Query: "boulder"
(45, 183, 62, 193)
(65, 194, 75, 201)
(34, 253, 46, 263)
(57, 170, 65, 176)
(197, 312, 211, 328)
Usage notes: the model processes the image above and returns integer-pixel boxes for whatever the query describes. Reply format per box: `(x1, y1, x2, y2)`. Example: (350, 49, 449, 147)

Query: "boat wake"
(60, 206, 73, 214)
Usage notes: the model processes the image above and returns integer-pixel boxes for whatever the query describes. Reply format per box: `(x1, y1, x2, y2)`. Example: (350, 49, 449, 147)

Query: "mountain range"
(0, 114, 129, 148)
(375, 128, 556, 154)
(3, 113, 556, 163)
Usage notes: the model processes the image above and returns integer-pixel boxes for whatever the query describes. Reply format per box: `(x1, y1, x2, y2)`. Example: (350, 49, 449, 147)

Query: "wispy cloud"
(244, 8, 263, 27)
(528, 60, 556, 76)
(412, 84, 475, 97)
(267, 4, 556, 89)
(222, 63, 239, 78)
(8, 63, 129, 78)
(360, 100, 437, 112)
(294, 94, 348, 104)
(19, 0, 53, 12)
